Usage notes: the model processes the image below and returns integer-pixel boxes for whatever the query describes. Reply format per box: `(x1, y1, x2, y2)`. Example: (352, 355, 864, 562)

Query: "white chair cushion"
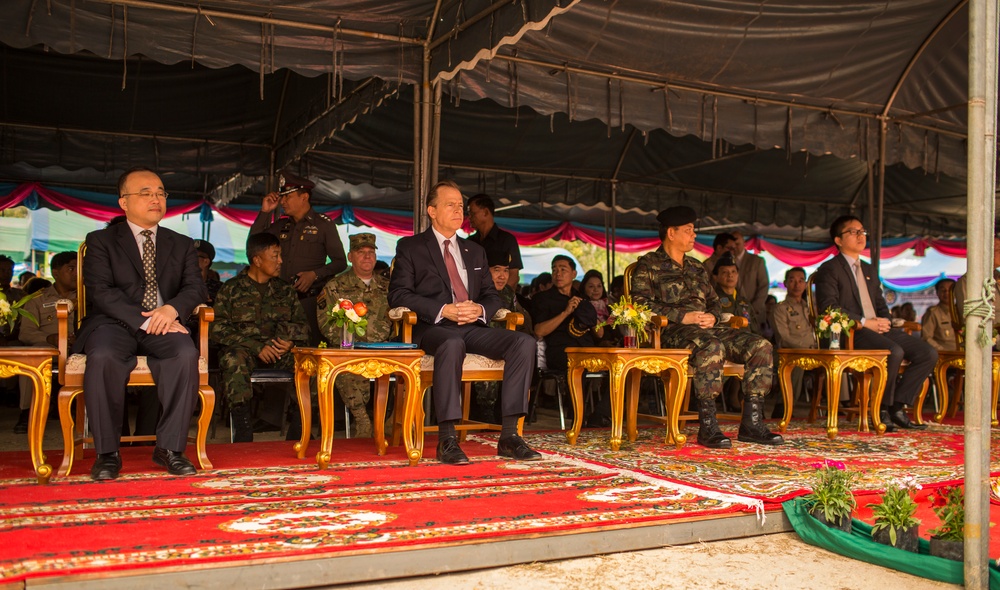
(420, 354, 505, 373)
(66, 354, 208, 375)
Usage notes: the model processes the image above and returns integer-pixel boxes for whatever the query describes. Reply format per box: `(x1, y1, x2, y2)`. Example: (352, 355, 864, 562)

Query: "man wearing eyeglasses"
(75, 167, 209, 480)
(815, 215, 937, 431)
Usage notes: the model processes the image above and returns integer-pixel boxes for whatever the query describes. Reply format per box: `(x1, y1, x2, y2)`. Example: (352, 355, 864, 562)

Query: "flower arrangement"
(815, 307, 856, 339)
(868, 476, 921, 547)
(928, 486, 964, 542)
(323, 298, 369, 338)
(602, 295, 653, 345)
(0, 291, 39, 332)
(801, 459, 857, 528)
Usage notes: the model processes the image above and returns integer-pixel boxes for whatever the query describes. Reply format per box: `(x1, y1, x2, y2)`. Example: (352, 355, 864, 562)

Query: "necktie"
(854, 261, 877, 320)
(140, 229, 158, 311)
(442, 239, 469, 302)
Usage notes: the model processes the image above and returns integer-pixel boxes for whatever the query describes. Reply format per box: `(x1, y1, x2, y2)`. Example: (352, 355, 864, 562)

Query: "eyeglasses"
(122, 190, 168, 200)
(840, 228, 867, 237)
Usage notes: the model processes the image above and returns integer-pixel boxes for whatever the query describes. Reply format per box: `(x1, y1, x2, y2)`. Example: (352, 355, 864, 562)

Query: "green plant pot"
(810, 509, 852, 533)
(929, 536, 964, 562)
(872, 524, 919, 552)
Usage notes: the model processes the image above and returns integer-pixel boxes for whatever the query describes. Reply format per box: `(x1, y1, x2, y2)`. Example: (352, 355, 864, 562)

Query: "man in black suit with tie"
(77, 167, 208, 480)
(815, 215, 936, 431)
(388, 180, 540, 465)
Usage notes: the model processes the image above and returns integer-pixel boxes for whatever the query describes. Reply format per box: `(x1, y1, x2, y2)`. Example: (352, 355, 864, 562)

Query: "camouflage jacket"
(210, 269, 310, 355)
(316, 268, 390, 344)
(493, 284, 533, 334)
(630, 247, 722, 326)
(715, 285, 760, 335)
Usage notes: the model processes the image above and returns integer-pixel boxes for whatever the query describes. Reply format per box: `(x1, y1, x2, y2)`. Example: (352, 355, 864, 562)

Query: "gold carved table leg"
(373, 376, 391, 455)
(292, 354, 315, 460)
(606, 360, 628, 451)
(22, 360, 53, 483)
(825, 364, 843, 439)
(868, 365, 888, 435)
(624, 369, 641, 443)
(662, 367, 688, 449)
(777, 359, 797, 433)
(565, 363, 587, 445)
(402, 375, 425, 466)
(315, 362, 336, 469)
(932, 357, 951, 424)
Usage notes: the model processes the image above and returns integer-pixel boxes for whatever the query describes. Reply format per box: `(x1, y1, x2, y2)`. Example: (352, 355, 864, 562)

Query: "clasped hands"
(258, 337, 294, 363)
(141, 305, 188, 335)
(863, 317, 892, 334)
(443, 301, 485, 325)
(681, 311, 717, 329)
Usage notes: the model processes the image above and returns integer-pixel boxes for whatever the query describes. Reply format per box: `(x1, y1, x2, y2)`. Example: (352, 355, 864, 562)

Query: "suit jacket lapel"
(422, 229, 451, 289)
(457, 238, 478, 300)
(837, 255, 865, 311)
(115, 223, 144, 277)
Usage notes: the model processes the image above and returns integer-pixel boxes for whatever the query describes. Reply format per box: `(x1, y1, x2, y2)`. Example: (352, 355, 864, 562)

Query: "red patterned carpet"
(488, 420, 999, 503)
(0, 439, 757, 585)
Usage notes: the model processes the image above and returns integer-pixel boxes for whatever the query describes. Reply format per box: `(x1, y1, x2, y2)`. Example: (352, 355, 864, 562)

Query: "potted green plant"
(801, 460, 857, 532)
(928, 486, 964, 561)
(868, 476, 921, 552)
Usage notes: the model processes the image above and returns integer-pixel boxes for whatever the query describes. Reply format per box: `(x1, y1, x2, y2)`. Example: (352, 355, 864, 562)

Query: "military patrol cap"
(712, 253, 737, 275)
(487, 251, 511, 268)
(657, 206, 697, 228)
(193, 240, 215, 262)
(277, 169, 315, 196)
(349, 233, 377, 251)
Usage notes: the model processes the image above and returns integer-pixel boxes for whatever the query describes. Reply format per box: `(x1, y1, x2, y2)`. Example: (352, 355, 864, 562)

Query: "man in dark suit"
(388, 180, 540, 465)
(815, 214, 936, 431)
(76, 167, 208, 480)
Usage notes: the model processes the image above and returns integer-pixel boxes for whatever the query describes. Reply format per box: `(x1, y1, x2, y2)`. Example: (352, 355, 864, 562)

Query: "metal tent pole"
(965, 1, 998, 587)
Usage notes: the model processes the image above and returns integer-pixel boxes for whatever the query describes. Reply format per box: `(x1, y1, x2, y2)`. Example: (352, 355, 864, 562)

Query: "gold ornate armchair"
(53, 242, 215, 477)
(386, 307, 525, 445)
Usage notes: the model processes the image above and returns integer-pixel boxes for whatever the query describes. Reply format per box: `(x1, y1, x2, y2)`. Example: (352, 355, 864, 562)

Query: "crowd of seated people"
(2, 172, 944, 471)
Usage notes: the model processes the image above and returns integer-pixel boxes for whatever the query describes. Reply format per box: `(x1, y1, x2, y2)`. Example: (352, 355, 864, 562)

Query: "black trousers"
(417, 322, 536, 423)
(82, 323, 199, 454)
(853, 327, 938, 407)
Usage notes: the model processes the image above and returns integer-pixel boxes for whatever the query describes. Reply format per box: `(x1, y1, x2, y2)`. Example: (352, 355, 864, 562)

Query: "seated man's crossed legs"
(420, 324, 541, 465)
(663, 325, 783, 448)
(852, 328, 936, 431)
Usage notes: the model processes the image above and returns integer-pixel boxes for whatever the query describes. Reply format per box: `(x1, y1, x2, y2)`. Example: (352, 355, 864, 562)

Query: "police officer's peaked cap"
(349, 233, 377, 251)
(277, 170, 316, 195)
(193, 239, 216, 262)
(656, 206, 698, 228)
(487, 251, 511, 268)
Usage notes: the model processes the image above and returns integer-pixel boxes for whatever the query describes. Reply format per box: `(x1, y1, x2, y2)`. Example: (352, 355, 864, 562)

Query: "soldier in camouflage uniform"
(630, 206, 783, 448)
(316, 233, 390, 438)
(211, 233, 310, 442)
(712, 254, 760, 335)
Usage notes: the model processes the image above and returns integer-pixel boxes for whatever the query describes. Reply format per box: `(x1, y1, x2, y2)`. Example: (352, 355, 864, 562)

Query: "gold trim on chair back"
(945, 281, 964, 349)
(806, 273, 818, 326)
(76, 241, 86, 330)
(623, 262, 637, 298)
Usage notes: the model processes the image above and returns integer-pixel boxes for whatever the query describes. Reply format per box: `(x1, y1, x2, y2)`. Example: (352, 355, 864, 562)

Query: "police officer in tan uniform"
(922, 278, 957, 352)
(773, 267, 819, 404)
(251, 170, 347, 345)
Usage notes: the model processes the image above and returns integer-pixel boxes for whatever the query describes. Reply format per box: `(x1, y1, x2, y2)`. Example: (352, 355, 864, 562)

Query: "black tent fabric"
(0, 0, 991, 240)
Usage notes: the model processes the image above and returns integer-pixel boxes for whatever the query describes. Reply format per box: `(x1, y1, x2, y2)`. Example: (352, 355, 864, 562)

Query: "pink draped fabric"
(756, 241, 839, 266)
(351, 209, 414, 236)
(0, 184, 33, 209)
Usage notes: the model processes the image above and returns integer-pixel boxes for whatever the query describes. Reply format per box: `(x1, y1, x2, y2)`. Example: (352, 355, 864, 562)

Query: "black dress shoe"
(436, 436, 470, 465)
(91, 452, 122, 481)
(878, 411, 896, 433)
(152, 447, 197, 476)
(497, 434, 543, 461)
(890, 408, 928, 430)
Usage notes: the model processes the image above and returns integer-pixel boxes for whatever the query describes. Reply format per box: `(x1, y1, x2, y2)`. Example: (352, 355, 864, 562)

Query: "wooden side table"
(777, 349, 890, 439)
(564, 347, 689, 450)
(922, 351, 1000, 426)
(0, 347, 59, 483)
(292, 347, 422, 469)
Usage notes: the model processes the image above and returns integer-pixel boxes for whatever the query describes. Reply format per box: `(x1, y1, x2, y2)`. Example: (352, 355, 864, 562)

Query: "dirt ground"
(340, 533, 959, 590)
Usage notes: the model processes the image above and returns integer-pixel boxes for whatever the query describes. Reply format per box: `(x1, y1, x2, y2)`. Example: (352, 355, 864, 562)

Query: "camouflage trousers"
(661, 325, 773, 400)
(218, 345, 295, 405)
(335, 373, 370, 413)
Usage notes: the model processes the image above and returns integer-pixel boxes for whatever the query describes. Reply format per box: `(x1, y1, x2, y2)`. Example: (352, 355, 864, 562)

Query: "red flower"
(339, 299, 354, 311)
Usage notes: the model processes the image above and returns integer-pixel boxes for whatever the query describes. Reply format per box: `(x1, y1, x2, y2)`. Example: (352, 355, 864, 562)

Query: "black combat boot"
(737, 396, 784, 445)
(696, 396, 731, 449)
(230, 403, 254, 443)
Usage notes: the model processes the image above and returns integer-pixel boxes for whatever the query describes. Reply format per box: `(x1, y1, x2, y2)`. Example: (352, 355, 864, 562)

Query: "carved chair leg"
(391, 378, 409, 447)
(56, 388, 82, 478)
(194, 386, 215, 470)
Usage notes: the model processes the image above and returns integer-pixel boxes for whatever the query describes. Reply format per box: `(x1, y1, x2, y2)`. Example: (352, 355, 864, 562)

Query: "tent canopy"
(0, 0, 991, 241)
